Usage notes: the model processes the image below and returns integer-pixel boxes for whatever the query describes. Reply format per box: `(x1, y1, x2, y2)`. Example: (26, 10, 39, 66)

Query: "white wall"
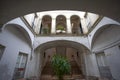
(85, 12, 99, 29)
(25, 50, 41, 79)
(104, 45, 120, 80)
(89, 19, 120, 79)
(0, 26, 31, 80)
(92, 24, 120, 52)
(88, 17, 120, 47)
(84, 52, 100, 77)
(34, 36, 90, 50)
(4, 18, 34, 44)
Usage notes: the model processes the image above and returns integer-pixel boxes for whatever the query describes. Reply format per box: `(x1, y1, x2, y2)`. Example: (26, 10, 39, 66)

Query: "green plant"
(56, 25, 65, 30)
(51, 54, 71, 80)
(43, 28, 49, 34)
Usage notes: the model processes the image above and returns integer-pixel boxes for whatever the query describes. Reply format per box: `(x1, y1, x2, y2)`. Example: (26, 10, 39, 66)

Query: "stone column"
(84, 52, 100, 77)
(51, 18, 56, 34)
(66, 16, 72, 34)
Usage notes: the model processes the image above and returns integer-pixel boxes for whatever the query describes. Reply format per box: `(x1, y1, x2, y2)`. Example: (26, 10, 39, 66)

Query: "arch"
(2, 24, 32, 46)
(70, 15, 83, 34)
(37, 40, 89, 79)
(70, 15, 80, 23)
(91, 24, 120, 52)
(42, 15, 52, 24)
(56, 15, 66, 22)
(56, 15, 67, 34)
(35, 40, 90, 53)
(34, 36, 90, 50)
(40, 15, 52, 34)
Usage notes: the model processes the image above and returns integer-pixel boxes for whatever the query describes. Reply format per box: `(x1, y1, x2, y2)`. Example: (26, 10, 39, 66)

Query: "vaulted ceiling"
(0, 0, 120, 25)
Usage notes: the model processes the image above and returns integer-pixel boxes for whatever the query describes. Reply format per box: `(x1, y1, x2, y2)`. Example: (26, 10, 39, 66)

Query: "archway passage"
(71, 15, 83, 35)
(40, 15, 52, 35)
(41, 47, 83, 79)
(56, 15, 66, 34)
(35, 40, 90, 80)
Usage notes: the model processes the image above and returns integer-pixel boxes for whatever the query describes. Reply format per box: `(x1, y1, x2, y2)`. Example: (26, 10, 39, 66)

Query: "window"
(0, 44, 5, 60)
(13, 52, 28, 80)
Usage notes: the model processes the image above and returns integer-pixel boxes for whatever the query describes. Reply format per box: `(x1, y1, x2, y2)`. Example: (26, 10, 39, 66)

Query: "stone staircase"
(41, 62, 54, 75)
(70, 61, 82, 75)
(40, 61, 85, 80)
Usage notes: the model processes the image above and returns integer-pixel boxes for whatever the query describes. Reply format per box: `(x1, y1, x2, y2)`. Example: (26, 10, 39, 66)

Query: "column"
(51, 18, 56, 34)
(80, 18, 88, 34)
(84, 52, 100, 77)
(66, 16, 72, 34)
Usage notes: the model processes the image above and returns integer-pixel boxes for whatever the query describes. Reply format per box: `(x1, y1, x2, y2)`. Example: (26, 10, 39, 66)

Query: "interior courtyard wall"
(104, 45, 120, 80)
(86, 13, 99, 27)
(0, 26, 31, 80)
(88, 17, 120, 48)
(34, 36, 90, 49)
(4, 18, 35, 44)
(25, 49, 41, 78)
(90, 19, 120, 80)
(92, 24, 120, 52)
(84, 52, 100, 77)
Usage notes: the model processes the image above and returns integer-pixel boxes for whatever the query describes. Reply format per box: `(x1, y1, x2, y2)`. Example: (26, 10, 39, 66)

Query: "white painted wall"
(92, 24, 120, 52)
(104, 45, 120, 80)
(87, 13, 99, 25)
(34, 36, 90, 50)
(3, 18, 34, 44)
(84, 52, 100, 77)
(88, 17, 120, 47)
(25, 50, 41, 79)
(24, 13, 35, 26)
(0, 26, 31, 80)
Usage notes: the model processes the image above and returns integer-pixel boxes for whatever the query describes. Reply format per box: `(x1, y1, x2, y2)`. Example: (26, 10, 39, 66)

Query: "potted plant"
(51, 54, 71, 80)
(56, 25, 65, 33)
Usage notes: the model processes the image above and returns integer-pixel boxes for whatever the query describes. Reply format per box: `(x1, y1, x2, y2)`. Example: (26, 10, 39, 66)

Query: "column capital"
(66, 15, 71, 19)
(51, 17, 56, 34)
(66, 17, 72, 34)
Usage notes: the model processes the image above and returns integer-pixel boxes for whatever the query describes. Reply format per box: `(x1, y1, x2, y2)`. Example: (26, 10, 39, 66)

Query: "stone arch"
(70, 15, 83, 34)
(2, 23, 32, 46)
(56, 15, 67, 34)
(34, 36, 90, 50)
(35, 40, 90, 79)
(91, 24, 120, 52)
(40, 15, 52, 34)
(35, 40, 90, 53)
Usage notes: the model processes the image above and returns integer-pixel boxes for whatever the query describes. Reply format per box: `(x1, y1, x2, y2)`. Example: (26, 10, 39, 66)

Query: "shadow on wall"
(0, 64, 11, 80)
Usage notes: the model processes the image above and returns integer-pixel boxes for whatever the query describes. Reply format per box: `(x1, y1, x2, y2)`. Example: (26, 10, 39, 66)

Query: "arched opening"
(1, 9, 120, 80)
(35, 40, 90, 80)
(91, 24, 120, 79)
(92, 24, 120, 51)
(56, 15, 67, 34)
(40, 15, 52, 35)
(71, 15, 83, 35)
(4, 24, 32, 46)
